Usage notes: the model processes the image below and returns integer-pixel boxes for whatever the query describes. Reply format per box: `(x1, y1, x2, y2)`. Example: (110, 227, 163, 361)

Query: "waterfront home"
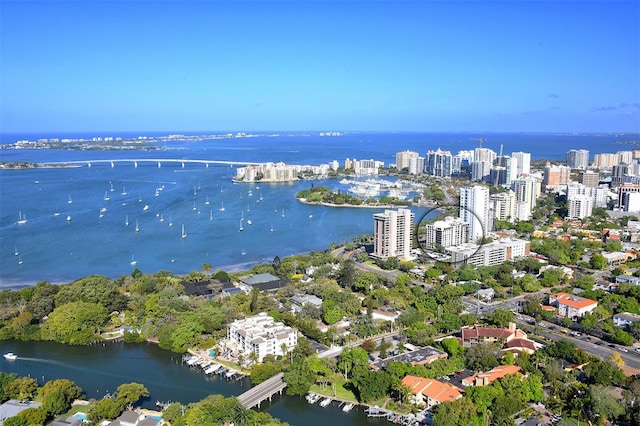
(0, 400, 42, 424)
(49, 416, 82, 426)
(613, 312, 640, 328)
(401, 375, 463, 408)
(462, 365, 522, 387)
(109, 410, 161, 426)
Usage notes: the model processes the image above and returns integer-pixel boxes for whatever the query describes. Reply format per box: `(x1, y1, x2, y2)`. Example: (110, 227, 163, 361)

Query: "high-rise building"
(511, 176, 540, 221)
(423, 216, 469, 250)
(578, 171, 600, 187)
(618, 184, 640, 209)
(373, 208, 414, 260)
(618, 151, 634, 164)
(612, 163, 629, 188)
(567, 149, 589, 169)
(491, 156, 515, 187)
(459, 186, 490, 242)
(593, 153, 617, 168)
(425, 148, 452, 177)
(543, 162, 571, 190)
(566, 183, 607, 208)
(408, 156, 425, 175)
(490, 191, 516, 223)
(567, 195, 594, 219)
(511, 152, 531, 177)
(396, 150, 419, 171)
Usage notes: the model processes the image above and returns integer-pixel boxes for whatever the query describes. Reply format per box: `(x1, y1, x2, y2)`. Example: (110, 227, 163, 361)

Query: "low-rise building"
(613, 312, 640, 328)
(401, 375, 463, 408)
(370, 346, 448, 371)
(225, 312, 298, 362)
(240, 273, 289, 291)
(462, 365, 522, 387)
(0, 400, 42, 424)
(549, 292, 598, 319)
(447, 238, 530, 267)
(461, 322, 530, 348)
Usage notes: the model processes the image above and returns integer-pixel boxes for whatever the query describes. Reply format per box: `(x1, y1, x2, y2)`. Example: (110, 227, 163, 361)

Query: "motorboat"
(4, 352, 17, 360)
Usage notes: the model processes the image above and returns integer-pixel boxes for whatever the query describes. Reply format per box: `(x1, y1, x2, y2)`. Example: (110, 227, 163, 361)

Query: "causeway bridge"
(237, 372, 287, 408)
(38, 159, 261, 168)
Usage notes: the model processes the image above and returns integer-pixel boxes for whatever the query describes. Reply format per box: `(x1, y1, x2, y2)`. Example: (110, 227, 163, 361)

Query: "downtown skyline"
(1, 0, 639, 134)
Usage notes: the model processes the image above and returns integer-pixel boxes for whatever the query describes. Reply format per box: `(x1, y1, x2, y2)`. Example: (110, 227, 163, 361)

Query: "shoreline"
(297, 197, 408, 209)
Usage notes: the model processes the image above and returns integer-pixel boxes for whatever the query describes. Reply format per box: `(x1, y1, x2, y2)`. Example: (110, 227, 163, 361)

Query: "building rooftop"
(550, 292, 598, 309)
(401, 376, 463, 403)
(371, 346, 447, 370)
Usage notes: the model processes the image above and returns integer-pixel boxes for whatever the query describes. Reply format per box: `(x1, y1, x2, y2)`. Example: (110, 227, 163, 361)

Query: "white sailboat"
(209, 210, 213, 221)
(122, 186, 128, 196)
(181, 224, 187, 239)
(104, 191, 110, 201)
(247, 219, 252, 225)
(193, 201, 197, 211)
(14, 246, 19, 256)
(16, 211, 27, 225)
(204, 196, 210, 205)
(66, 215, 72, 222)
(219, 202, 225, 212)
(135, 220, 140, 233)
(168, 215, 173, 227)
(67, 195, 73, 204)
(125, 215, 129, 227)
(17, 255, 23, 265)
(130, 255, 137, 266)
(241, 210, 244, 222)
(239, 220, 244, 232)
(270, 224, 274, 232)
(110, 182, 115, 192)
(281, 208, 285, 218)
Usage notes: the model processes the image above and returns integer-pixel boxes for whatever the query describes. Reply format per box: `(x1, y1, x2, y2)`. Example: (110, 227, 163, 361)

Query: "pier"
(236, 372, 286, 409)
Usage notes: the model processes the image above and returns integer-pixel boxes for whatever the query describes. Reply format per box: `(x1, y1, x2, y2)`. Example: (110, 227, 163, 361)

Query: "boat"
(67, 195, 73, 204)
(270, 224, 274, 232)
(16, 211, 27, 225)
(66, 215, 72, 222)
(247, 219, 252, 225)
(319, 397, 331, 407)
(241, 250, 246, 256)
(342, 403, 354, 412)
(54, 212, 60, 217)
(110, 182, 115, 192)
(143, 205, 149, 211)
(125, 215, 129, 227)
(306, 393, 319, 404)
(209, 210, 213, 221)
(14, 247, 19, 256)
(193, 201, 197, 211)
(135, 220, 140, 233)
(168, 215, 173, 227)
(159, 214, 165, 223)
(239, 220, 243, 232)
(130, 255, 137, 266)
(3, 353, 17, 360)
(100, 207, 107, 215)
(204, 196, 210, 205)
(219, 202, 225, 212)
(248, 190, 253, 197)
(241, 210, 244, 222)
(122, 186, 128, 196)
(281, 208, 285, 218)
(104, 191, 110, 201)
(17, 256, 23, 265)
(181, 224, 187, 239)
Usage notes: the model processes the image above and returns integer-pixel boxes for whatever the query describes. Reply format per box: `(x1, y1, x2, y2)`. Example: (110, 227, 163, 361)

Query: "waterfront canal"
(0, 340, 390, 425)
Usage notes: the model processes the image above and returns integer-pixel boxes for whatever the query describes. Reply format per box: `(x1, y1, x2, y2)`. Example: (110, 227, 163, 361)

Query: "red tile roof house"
(462, 365, 523, 387)
(549, 292, 598, 319)
(461, 322, 526, 348)
(401, 375, 463, 408)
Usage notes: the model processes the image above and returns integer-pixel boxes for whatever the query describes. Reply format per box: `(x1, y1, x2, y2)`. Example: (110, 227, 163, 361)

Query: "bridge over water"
(38, 159, 261, 168)
(237, 372, 287, 408)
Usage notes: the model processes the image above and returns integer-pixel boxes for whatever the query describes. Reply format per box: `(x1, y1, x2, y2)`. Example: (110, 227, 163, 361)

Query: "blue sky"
(1, 0, 639, 133)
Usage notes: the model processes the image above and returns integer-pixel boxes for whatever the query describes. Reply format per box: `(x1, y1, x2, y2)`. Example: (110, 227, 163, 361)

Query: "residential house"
(0, 400, 42, 424)
(240, 273, 289, 291)
(371, 346, 448, 371)
(549, 292, 598, 319)
(108, 410, 161, 426)
(401, 375, 463, 408)
(462, 365, 522, 387)
(613, 312, 640, 328)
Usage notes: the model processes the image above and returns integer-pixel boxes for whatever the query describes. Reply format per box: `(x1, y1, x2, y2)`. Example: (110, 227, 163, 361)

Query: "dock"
(366, 405, 421, 425)
(237, 372, 287, 409)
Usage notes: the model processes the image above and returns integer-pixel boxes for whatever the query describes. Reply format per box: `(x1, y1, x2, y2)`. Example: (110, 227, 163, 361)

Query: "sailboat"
(135, 220, 140, 233)
(110, 182, 115, 192)
(241, 210, 244, 222)
(125, 215, 129, 227)
(67, 195, 73, 204)
(104, 191, 110, 201)
(16, 211, 27, 225)
(122, 186, 128, 196)
(239, 220, 244, 232)
(209, 210, 213, 221)
(193, 201, 197, 211)
(181, 224, 187, 239)
(17, 255, 23, 265)
(247, 219, 252, 225)
(14, 246, 19, 256)
(281, 208, 285, 218)
(66, 215, 72, 222)
(130, 255, 137, 266)
(204, 196, 210, 205)
(159, 214, 165, 223)
(168, 215, 173, 227)
(219, 202, 225, 212)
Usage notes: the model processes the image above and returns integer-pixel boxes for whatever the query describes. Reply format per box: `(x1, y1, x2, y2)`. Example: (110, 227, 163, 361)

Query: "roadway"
(237, 372, 286, 408)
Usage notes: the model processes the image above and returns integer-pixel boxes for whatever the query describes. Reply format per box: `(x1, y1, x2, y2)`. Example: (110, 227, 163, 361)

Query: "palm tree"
(248, 351, 259, 366)
(237, 354, 245, 368)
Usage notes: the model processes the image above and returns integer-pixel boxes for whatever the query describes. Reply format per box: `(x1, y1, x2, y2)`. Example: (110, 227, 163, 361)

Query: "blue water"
(1, 132, 637, 286)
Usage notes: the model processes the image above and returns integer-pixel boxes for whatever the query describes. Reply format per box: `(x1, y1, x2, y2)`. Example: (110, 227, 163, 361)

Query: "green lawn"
(309, 374, 358, 402)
